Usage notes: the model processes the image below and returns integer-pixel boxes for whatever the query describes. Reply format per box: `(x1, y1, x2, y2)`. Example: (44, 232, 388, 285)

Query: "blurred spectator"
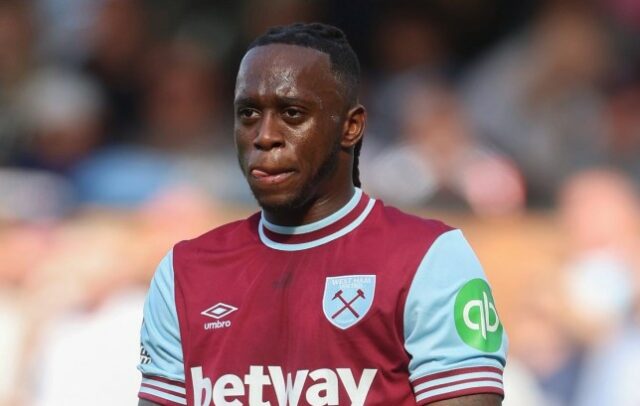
(0, 295, 27, 405)
(16, 68, 105, 174)
(140, 37, 253, 204)
(509, 293, 583, 406)
(557, 168, 640, 341)
(556, 168, 640, 405)
(0, 1, 35, 85)
(32, 0, 103, 63)
(83, 0, 150, 142)
(17, 217, 145, 406)
(462, 1, 612, 206)
(603, 77, 640, 180)
(365, 3, 449, 145)
(0, 0, 37, 164)
(573, 320, 640, 406)
(32, 289, 145, 406)
(0, 168, 74, 221)
(142, 39, 224, 152)
(69, 145, 175, 207)
(0, 224, 53, 405)
(605, 0, 640, 31)
(241, 0, 319, 40)
(362, 81, 525, 216)
(373, 5, 446, 75)
(22, 193, 220, 405)
(76, 32, 254, 207)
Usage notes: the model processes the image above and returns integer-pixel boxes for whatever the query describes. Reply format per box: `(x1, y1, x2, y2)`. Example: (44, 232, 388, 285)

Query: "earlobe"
(341, 105, 366, 148)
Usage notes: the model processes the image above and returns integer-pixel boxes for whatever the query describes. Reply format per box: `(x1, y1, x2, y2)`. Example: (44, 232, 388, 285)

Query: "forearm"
(138, 399, 161, 406)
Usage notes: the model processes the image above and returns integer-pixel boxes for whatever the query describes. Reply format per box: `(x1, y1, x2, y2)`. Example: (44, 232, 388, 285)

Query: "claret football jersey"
(138, 188, 507, 406)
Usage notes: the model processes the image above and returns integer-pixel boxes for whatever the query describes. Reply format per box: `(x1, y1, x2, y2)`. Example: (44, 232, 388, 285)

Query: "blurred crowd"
(0, 0, 639, 405)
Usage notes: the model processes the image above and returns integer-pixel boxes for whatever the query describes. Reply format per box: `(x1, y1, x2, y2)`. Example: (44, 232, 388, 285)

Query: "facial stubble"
(249, 136, 342, 216)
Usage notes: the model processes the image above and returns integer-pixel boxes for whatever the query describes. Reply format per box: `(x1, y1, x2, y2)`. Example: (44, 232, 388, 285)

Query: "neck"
(262, 183, 356, 227)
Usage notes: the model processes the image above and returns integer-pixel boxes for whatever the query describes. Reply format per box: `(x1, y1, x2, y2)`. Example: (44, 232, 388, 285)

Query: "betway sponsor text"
(191, 365, 377, 406)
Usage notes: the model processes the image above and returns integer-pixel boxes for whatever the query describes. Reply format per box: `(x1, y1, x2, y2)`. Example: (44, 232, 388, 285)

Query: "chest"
(173, 239, 422, 405)
(180, 246, 408, 357)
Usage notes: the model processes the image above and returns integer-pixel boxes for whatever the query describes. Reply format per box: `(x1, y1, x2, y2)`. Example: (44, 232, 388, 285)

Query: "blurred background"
(0, 0, 639, 404)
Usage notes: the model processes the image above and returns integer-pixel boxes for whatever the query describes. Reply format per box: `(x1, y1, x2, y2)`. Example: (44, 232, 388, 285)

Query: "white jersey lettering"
(306, 368, 339, 405)
(213, 374, 244, 406)
(191, 366, 377, 405)
(337, 368, 377, 406)
(269, 366, 308, 406)
(192, 366, 213, 406)
(244, 366, 271, 405)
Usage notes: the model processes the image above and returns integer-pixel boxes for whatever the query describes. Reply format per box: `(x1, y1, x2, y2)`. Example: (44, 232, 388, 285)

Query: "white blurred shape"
(563, 250, 634, 324)
(0, 292, 27, 403)
(363, 144, 437, 206)
(502, 359, 549, 406)
(20, 67, 103, 130)
(33, 289, 145, 406)
(0, 168, 74, 220)
(574, 325, 640, 406)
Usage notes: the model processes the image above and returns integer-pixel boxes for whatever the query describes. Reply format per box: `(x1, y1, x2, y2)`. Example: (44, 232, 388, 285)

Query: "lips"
(249, 166, 295, 186)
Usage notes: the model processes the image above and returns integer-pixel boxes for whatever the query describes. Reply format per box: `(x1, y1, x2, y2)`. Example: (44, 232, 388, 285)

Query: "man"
(138, 23, 507, 406)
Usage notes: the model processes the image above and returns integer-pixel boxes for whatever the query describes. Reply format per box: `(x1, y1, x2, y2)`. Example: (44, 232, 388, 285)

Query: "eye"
(237, 108, 259, 120)
(282, 107, 304, 120)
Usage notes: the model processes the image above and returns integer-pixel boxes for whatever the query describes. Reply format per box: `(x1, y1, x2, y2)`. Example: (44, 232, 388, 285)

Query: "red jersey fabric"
(138, 189, 507, 406)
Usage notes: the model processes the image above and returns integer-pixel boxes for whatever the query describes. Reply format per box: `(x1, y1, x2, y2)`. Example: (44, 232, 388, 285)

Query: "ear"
(341, 104, 366, 148)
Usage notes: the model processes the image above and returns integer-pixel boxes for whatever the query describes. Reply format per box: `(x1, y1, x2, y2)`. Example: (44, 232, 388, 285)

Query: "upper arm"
(429, 393, 502, 405)
(404, 230, 508, 405)
(137, 250, 187, 406)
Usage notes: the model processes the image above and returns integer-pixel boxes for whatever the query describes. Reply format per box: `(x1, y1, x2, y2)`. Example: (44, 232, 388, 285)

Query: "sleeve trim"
(142, 374, 186, 386)
(139, 387, 187, 405)
(142, 377, 186, 395)
(411, 365, 503, 385)
(139, 374, 187, 405)
(412, 367, 504, 405)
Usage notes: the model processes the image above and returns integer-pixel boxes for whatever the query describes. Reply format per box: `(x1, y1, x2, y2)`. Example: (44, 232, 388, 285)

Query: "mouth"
(249, 167, 296, 186)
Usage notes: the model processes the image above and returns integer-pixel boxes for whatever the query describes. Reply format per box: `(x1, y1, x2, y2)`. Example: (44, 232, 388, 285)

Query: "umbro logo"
(201, 302, 237, 330)
(202, 302, 237, 319)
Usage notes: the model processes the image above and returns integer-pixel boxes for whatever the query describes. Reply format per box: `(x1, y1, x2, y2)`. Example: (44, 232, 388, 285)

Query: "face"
(234, 44, 356, 212)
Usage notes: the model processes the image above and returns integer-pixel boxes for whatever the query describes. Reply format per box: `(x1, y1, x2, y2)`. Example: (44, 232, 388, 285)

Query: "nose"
(253, 112, 284, 151)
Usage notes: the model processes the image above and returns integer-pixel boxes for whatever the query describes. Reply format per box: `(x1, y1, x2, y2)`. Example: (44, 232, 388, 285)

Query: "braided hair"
(248, 22, 363, 187)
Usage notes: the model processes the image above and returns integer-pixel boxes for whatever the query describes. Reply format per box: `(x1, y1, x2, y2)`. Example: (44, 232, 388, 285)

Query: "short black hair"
(247, 22, 361, 106)
(247, 22, 364, 188)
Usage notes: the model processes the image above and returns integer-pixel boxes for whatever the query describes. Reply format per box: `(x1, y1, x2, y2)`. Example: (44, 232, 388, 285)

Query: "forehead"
(235, 44, 339, 103)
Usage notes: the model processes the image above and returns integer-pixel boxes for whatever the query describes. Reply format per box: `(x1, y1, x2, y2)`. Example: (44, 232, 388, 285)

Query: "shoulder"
(371, 200, 455, 248)
(175, 212, 260, 254)
(380, 203, 452, 233)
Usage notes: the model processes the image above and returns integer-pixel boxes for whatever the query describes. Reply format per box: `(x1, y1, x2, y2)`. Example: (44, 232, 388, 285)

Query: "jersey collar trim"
(261, 188, 363, 235)
(258, 189, 375, 251)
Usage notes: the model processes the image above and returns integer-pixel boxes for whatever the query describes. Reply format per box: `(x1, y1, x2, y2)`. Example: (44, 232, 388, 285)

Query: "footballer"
(137, 23, 507, 406)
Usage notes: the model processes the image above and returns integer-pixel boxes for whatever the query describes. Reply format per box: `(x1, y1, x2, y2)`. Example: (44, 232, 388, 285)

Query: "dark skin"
(234, 43, 364, 226)
(138, 44, 501, 406)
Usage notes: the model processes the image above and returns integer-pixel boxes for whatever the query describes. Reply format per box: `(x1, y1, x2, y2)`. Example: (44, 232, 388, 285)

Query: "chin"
(252, 186, 310, 214)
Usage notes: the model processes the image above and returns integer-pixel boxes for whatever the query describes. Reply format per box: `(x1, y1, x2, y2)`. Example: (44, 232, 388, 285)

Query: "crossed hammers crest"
(331, 289, 366, 319)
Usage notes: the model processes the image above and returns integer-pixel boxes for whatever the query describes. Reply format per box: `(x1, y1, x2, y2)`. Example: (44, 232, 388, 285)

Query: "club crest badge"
(323, 275, 376, 330)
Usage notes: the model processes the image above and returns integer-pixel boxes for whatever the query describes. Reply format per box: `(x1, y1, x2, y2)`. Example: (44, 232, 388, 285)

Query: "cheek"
(234, 130, 251, 165)
(291, 132, 325, 163)
(295, 134, 337, 174)
(295, 118, 337, 149)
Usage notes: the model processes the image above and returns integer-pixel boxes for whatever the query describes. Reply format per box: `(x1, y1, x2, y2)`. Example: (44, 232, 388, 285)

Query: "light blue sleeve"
(137, 250, 185, 382)
(404, 229, 507, 404)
